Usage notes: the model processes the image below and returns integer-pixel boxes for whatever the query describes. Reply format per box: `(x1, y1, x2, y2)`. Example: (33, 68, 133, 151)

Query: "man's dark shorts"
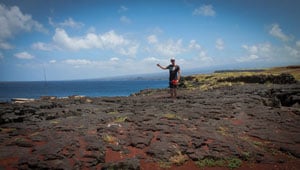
(169, 82, 178, 88)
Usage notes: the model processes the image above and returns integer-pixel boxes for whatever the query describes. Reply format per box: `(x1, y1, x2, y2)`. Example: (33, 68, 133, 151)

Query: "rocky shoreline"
(1, 71, 300, 169)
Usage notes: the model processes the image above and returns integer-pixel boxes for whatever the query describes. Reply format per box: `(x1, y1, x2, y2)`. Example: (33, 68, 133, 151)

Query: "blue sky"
(0, 0, 299, 81)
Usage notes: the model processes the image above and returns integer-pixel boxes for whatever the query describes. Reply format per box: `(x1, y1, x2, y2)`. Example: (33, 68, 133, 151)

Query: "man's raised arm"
(157, 64, 167, 70)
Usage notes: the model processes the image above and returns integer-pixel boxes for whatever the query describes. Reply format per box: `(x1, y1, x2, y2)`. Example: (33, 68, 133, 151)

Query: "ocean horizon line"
(0, 80, 168, 102)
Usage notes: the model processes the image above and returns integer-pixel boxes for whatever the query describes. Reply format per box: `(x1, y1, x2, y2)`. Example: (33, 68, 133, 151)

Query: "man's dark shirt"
(166, 64, 180, 81)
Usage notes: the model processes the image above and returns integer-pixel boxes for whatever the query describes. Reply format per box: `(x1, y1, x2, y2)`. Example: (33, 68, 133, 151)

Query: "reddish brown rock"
(0, 83, 299, 169)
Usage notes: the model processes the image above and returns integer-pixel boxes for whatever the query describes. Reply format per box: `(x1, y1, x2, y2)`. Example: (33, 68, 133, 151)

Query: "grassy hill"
(181, 65, 300, 90)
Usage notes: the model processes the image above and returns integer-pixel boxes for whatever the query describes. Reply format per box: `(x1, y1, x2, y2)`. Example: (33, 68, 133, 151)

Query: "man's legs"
(170, 88, 177, 98)
(169, 88, 173, 98)
(169, 82, 178, 98)
(173, 88, 177, 98)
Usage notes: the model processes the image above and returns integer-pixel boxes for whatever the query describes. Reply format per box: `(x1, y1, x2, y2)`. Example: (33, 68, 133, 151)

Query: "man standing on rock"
(157, 58, 181, 98)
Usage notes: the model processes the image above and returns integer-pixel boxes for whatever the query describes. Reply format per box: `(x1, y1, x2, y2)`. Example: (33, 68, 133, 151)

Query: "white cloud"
(0, 41, 13, 49)
(118, 5, 128, 13)
(284, 46, 300, 58)
(110, 57, 119, 61)
(269, 24, 291, 42)
(100, 31, 130, 47)
(120, 16, 131, 24)
(49, 60, 57, 64)
(193, 5, 216, 16)
(145, 38, 214, 67)
(87, 26, 97, 33)
(52, 28, 131, 51)
(49, 17, 84, 28)
(34, 28, 140, 56)
(198, 51, 214, 64)
(143, 57, 160, 62)
(155, 39, 186, 57)
(152, 27, 163, 34)
(147, 35, 158, 44)
(238, 40, 300, 64)
(63, 59, 93, 66)
(215, 38, 224, 50)
(296, 40, 300, 48)
(244, 43, 271, 54)
(119, 44, 139, 57)
(14, 51, 35, 59)
(242, 45, 258, 53)
(61, 58, 121, 70)
(237, 54, 259, 62)
(189, 40, 201, 50)
(0, 4, 47, 40)
(238, 43, 272, 62)
(59, 17, 84, 28)
(32, 42, 53, 51)
(48, 17, 55, 27)
(186, 40, 214, 65)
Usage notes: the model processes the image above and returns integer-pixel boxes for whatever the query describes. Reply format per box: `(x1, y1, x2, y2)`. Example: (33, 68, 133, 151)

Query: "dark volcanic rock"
(218, 73, 297, 84)
(280, 146, 300, 158)
(263, 87, 300, 107)
(146, 141, 177, 161)
(101, 158, 140, 170)
(14, 140, 34, 148)
(127, 132, 153, 149)
(0, 83, 300, 169)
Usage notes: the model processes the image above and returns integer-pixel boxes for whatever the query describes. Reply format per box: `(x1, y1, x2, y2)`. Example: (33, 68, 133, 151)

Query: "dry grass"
(169, 151, 189, 165)
(102, 134, 117, 144)
(162, 113, 182, 120)
(266, 66, 300, 80)
(114, 116, 128, 123)
(0, 127, 16, 133)
(196, 157, 242, 169)
(183, 72, 247, 90)
(182, 65, 300, 90)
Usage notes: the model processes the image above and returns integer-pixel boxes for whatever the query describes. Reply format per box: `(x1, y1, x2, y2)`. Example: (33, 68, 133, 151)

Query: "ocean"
(0, 80, 168, 102)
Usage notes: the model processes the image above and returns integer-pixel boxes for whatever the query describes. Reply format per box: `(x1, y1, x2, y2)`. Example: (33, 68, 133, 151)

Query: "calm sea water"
(0, 80, 168, 102)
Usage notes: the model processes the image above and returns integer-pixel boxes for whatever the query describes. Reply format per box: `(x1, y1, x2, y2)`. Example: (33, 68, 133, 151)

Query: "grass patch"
(158, 161, 172, 169)
(184, 72, 249, 91)
(241, 151, 251, 161)
(239, 136, 284, 159)
(169, 151, 189, 165)
(14, 137, 25, 142)
(114, 116, 127, 123)
(50, 120, 60, 124)
(163, 113, 182, 120)
(182, 65, 299, 90)
(217, 126, 232, 137)
(266, 66, 300, 80)
(253, 141, 263, 147)
(0, 127, 16, 133)
(196, 158, 225, 167)
(157, 151, 189, 168)
(196, 157, 242, 169)
(239, 136, 267, 149)
(102, 134, 117, 144)
(107, 111, 119, 115)
(228, 158, 243, 169)
(29, 131, 40, 136)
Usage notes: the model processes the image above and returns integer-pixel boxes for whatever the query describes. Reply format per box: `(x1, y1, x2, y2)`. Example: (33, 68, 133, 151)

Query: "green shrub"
(196, 157, 242, 169)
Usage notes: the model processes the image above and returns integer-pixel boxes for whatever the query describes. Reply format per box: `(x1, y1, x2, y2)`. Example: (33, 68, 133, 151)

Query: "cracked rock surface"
(0, 83, 300, 169)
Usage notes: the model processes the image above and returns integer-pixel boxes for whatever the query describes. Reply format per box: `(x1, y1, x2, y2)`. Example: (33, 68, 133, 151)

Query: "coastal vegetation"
(180, 65, 299, 90)
(196, 157, 242, 169)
